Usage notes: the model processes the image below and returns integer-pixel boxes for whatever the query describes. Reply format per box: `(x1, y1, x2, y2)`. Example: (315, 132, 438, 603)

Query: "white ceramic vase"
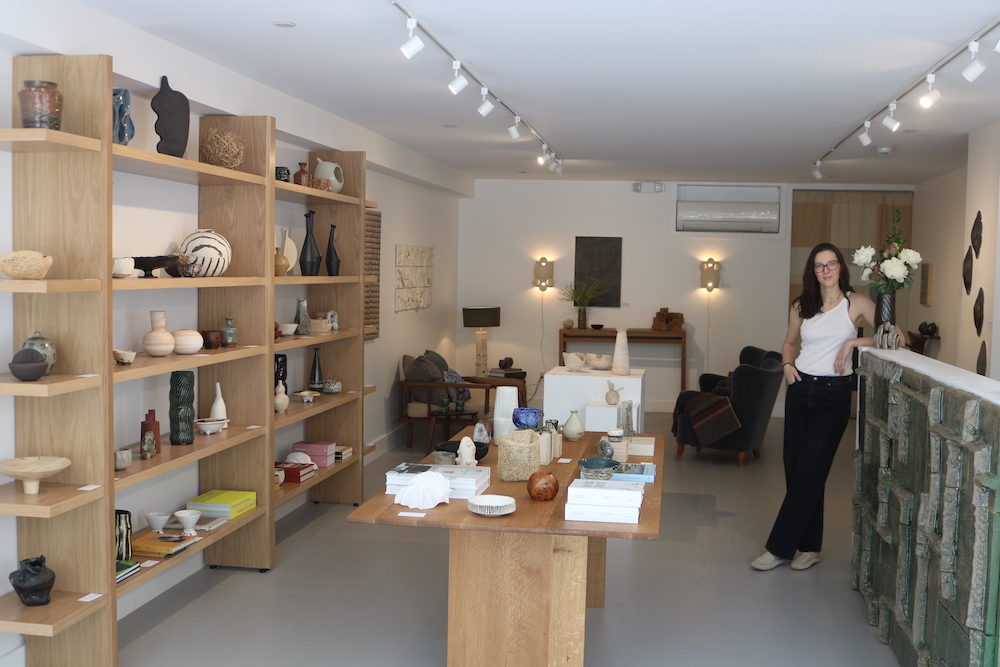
(612, 328, 630, 376)
(142, 310, 175, 357)
(171, 329, 203, 354)
(210, 381, 228, 427)
(492, 386, 518, 439)
(563, 410, 585, 441)
(274, 380, 289, 413)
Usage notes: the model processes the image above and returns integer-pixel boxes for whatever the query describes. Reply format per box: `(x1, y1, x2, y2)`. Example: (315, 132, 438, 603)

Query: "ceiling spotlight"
(858, 120, 872, 147)
(548, 157, 559, 172)
(400, 17, 425, 59)
(919, 73, 941, 108)
(812, 161, 823, 180)
(477, 87, 494, 116)
(448, 60, 468, 94)
(537, 143, 549, 165)
(882, 101, 900, 132)
(508, 116, 521, 140)
(963, 42, 987, 82)
(555, 161, 564, 177)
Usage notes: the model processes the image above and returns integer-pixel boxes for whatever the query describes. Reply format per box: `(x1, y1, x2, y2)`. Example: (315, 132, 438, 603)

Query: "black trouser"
(765, 372, 852, 560)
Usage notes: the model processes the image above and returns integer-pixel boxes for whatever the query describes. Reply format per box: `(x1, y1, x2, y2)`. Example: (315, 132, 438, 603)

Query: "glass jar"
(18, 81, 62, 130)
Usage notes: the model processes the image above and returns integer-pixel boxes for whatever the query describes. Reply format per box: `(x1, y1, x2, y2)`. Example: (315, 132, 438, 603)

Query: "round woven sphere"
(199, 128, 245, 169)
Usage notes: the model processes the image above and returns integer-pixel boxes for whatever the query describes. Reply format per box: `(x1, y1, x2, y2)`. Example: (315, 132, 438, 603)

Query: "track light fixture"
(963, 42, 987, 82)
(400, 17, 425, 59)
(537, 143, 549, 165)
(882, 101, 900, 132)
(857, 120, 872, 147)
(508, 116, 521, 140)
(448, 60, 468, 94)
(919, 73, 941, 108)
(811, 161, 823, 180)
(477, 87, 494, 116)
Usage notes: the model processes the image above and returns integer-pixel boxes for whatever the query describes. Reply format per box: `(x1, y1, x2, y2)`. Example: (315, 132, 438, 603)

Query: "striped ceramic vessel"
(178, 229, 231, 277)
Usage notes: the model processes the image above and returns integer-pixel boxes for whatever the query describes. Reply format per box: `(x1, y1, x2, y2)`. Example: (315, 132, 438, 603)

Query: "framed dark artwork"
(574, 236, 622, 308)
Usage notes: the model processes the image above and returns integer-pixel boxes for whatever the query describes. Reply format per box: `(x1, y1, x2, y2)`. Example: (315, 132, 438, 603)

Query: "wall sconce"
(463, 307, 501, 377)
(700, 258, 721, 292)
(533, 257, 554, 291)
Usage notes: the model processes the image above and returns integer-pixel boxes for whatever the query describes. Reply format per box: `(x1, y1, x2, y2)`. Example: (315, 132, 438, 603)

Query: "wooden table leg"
(426, 415, 439, 455)
(586, 536, 606, 608)
(448, 530, 588, 667)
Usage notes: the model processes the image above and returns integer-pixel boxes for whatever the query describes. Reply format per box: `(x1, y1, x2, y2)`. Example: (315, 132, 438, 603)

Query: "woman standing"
(751, 243, 876, 571)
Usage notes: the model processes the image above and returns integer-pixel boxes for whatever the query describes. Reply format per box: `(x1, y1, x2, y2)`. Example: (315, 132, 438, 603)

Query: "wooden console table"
(559, 327, 687, 390)
(348, 429, 663, 666)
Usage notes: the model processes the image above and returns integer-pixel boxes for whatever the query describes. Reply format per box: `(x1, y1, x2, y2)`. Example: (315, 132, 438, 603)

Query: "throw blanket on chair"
(671, 391, 742, 447)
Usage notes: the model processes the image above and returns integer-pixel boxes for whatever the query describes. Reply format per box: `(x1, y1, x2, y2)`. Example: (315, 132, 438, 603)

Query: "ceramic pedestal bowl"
(145, 512, 171, 533)
(586, 353, 613, 370)
(132, 256, 172, 278)
(578, 457, 619, 480)
(563, 351, 586, 371)
(194, 418, 228, 435)
(294, 390, 320, 403)
(174, 509, 202, 536)
(0, 456, 72, 494)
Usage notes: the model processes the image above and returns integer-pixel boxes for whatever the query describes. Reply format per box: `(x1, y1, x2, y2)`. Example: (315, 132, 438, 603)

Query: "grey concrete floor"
(118, 414, 899, 666)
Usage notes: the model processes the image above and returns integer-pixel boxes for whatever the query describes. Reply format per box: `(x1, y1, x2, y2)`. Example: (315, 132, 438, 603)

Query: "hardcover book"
(607, 462, 657, 484)
(275, 461, 317, 482)
(130, 532, 203, 557)
(291, 441, 338, 457)
(566, 478, 644, 508)
(625, 436, 656, 457)
(116, 559, 141, 583)
(564, 503, 640, 524)
(163, 515, 228, 532)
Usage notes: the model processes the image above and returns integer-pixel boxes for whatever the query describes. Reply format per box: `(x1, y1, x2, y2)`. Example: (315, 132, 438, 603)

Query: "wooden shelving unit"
(1, 54, 371, 666)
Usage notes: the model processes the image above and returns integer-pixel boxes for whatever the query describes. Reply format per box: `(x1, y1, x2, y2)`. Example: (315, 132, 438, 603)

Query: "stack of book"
(385, 462, 490, 499)
(116, 559, 140, 583)
(488, 368, 527, 379)
(564, 478, 644, 524)
(335, 445, 353, 461)
(290, 441, 353, 467)
(275, 461, 316, 483)
(608, 462, 656, 483)
(624, 436, 656, 457)
(131, 532, 203, 558)
(186, 489, 257, 519)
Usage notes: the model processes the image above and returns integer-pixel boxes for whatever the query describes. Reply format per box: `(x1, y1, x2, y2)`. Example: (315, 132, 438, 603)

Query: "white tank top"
(795, 294, 856, 377)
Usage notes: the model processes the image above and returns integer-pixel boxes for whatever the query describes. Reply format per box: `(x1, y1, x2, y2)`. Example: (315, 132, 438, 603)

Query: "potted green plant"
(558, 278, 607, 329)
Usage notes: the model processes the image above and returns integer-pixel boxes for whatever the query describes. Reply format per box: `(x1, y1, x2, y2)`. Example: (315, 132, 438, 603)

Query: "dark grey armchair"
(675, 346, 784, 465)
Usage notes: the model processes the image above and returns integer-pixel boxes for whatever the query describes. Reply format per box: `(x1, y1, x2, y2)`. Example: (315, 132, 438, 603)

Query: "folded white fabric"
(395, 471, 451, 510)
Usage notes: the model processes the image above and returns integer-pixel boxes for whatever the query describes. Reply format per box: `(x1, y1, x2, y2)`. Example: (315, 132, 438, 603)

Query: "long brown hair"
(794, 243, 852, 319)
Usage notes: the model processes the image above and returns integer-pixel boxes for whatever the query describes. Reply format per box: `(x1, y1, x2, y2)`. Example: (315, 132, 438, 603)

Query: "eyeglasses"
(814, 260, 840, 273)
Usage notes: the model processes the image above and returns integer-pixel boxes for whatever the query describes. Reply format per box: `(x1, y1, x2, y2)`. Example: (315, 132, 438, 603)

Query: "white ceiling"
(75, 0, 1000, 184)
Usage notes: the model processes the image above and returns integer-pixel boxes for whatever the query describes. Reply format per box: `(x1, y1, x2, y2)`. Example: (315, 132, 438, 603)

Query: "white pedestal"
(543, 366, 645, 432)
(584, 401, 641, 432)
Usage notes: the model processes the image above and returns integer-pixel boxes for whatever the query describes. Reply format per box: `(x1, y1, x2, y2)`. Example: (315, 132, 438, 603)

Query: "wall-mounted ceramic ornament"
(151, 76, 189, 158)
(978, 341, 988, 376)
(974, 288, 985, 337)
(972, 211, 983, 258)
(963, 246, 973, 295)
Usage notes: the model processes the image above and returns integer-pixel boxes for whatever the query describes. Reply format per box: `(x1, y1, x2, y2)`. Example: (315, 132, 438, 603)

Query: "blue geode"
(512, 407, 542, 429)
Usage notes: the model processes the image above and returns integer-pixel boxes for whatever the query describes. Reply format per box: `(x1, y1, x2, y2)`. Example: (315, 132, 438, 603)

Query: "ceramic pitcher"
(313, 158, 345, 193)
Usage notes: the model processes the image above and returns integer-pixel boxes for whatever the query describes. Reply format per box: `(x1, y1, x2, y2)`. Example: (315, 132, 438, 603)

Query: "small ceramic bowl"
(194, 418, 229, 435)
(279, 323, 298, 337)
(112, 257, 135, 278)
(8, 361, 48, 382)
(563, 351, 586, 371)
(294, 390, 320, 403)
(145, 512, 171, 533)
(586, 353, 613, 370)
(590, 324, 605, 330)
(113, 349, 136, 365)
(578, 457, 620, 480)
(512, 407, 542, 429)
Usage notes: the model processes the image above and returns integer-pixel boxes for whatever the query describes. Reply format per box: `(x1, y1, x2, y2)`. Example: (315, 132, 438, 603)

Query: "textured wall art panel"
(364, 210, 381, 339)
(854, 351, 1000, 667)
(394, 244, 433, 312)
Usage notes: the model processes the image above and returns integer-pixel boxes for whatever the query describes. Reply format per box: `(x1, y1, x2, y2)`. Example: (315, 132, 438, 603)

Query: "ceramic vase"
(112, 88, 134, 145)
(142, 311, 175, 357)
(577, 307, 587, 330)
(295, 298, 311, 335)
(563, 410, 585, 441)
(220, 317, 238, 347)
(8, 555, 55, 607)
(299, 210, 322, 276)
(178, 229, 231, 277)
(874, 293, 900, 350)
(493, 386, 518, 439)
(210, 382, 227, 426)
(115, 510, 132, 561)
(274, 354, 288, 388)
(21, 331, 56, 374)
(171, 329, 203, 354)
(325, 224, 341, 276)
(612, 328, 631, 376)
(274, 247, 290, 277)
(606, 381, 620, 405)
(169, 371, 195, 445)
(274, 380, 289, 413)
(293, 162, 311, 187)
(309, 347, 324, 391)
(141, 409, 161, 454)
(18, 80, 62, 130)
(151, 76, 189, 158)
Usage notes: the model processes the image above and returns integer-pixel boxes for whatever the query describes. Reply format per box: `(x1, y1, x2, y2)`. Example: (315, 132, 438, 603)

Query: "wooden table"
(559, 327, 687, 390)
(424, 409, 479, 454)
(348, 430, 663, 666)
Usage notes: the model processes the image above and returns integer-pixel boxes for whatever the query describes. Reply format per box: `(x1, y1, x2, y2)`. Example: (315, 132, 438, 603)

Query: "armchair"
(675, 348, 783, 465)
(697, 345, 782, 393)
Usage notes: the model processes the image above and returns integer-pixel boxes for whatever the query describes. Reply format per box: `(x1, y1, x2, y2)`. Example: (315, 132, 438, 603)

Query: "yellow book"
(130, 531, 202, 556)
(187, 489, 256, 509)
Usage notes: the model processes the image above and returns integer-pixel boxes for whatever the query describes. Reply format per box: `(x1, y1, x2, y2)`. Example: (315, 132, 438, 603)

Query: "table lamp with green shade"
(463, 307, 501, 377)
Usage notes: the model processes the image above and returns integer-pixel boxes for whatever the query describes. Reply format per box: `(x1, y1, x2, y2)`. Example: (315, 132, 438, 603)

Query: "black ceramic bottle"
(299, 210, 322, 276)
(309, 347, 324, 391)
(325, 224, 341, 277)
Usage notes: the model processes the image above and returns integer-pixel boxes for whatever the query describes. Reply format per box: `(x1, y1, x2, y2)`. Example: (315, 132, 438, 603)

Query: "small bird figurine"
(456, 436, 477, 466)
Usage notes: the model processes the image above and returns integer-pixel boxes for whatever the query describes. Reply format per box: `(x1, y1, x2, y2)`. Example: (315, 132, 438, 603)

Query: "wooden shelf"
(0, 373, 102, 397)
(274, 391, 360, 429)
(115, 506, 268, 596)
(274, 456, 359, 507)
(0, 589, 108, 637)
(365, 200, 378, 209)
(274, 180, 361, 206)
(112, 144, 267, 186)
(363, 443, 376, 456)
(112, 346, 266, 383)
(363, 274, 378, 283)
(0, 128, 101, 153)
(112, 276, 267, 291)
(273, 275, 360, 286)
(273, 328, 360, 352)
(0, 278, 101, 293)
(0, 480, 105, 518)
(115, 425, 265, 490)
(363, 384, 376, 396)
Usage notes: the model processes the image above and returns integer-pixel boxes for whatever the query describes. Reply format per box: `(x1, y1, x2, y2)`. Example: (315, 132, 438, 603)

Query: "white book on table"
(625, 436, 656, 457)
(564, 503, 640, 524)
(567, 479, 644, 508)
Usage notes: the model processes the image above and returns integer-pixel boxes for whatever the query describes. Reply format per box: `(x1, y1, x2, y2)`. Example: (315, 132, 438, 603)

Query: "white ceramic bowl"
(294, 390, 320, 403)
(112, 349, 136, 365)
(145, 512, 171, 533)
(279, 323, 298, 337)
(467, 494, 516, 517)
(112, 257, 135, 278)
(586, 353, 613, 370)
(563, 351, 586, 371)
(0, 456, 71, 494)
(194, 418, 228, 435)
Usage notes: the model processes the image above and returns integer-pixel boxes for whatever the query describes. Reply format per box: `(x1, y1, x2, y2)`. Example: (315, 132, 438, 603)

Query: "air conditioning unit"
(675, 185, 781, 234)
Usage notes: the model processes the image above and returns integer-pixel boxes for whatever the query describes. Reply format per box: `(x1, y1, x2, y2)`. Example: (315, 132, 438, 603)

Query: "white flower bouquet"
(852, 210, 921, 295)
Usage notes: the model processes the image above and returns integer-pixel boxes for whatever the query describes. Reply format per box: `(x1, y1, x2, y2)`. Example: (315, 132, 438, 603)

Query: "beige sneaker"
(790, 551, 821, 570)
(750, 551, 784, 570)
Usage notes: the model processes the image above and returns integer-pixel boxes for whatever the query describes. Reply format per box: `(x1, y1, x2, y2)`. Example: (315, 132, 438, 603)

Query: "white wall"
(909, 168, 967, 366)
(965, 121, 1000, 373)
(457, 180, 792, 412)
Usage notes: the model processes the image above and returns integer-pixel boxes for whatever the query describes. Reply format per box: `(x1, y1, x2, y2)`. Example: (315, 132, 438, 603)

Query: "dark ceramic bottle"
(309, 347, 324, 391)
(299, 210, 322, 276)
(325, 224, 341, 276)
(169, 371, 195, 445)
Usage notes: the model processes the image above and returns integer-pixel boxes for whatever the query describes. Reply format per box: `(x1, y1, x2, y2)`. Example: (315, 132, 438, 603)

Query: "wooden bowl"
(0, 456, 72, 494)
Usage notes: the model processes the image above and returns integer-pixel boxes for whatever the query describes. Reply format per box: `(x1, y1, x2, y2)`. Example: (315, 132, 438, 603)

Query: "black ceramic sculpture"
(964, 246, 974, 295)
(151, 76, 190, 158)
(972, 211, 983, 259)
(978, 341, 988, 376)
(9, 555, 55, 606)
(325, 224, 340, 277)
(309, 347, 323, 391)
(918, 322, 939, 336)
(974, 288, 985, 337)
(133, 256, 172, 278)
(299, 210, 322, 276)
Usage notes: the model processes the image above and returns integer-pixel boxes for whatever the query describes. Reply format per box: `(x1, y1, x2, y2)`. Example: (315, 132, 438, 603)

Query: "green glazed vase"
(169, 371, 195, 445)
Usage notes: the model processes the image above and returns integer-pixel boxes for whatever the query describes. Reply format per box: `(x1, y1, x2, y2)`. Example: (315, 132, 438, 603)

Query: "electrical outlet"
(654, 182, 665, 193)
(632, 182, 642, 193)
